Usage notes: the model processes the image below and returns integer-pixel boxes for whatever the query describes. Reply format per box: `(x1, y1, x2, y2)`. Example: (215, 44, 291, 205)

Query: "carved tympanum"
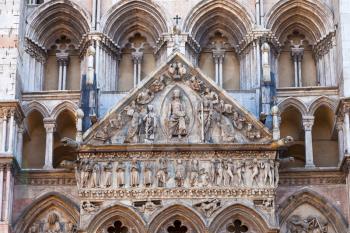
(287, 215, 328, 233)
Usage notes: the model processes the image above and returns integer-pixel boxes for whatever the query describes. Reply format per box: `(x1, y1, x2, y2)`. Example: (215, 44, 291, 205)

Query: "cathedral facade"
(0, 0, 349, 232)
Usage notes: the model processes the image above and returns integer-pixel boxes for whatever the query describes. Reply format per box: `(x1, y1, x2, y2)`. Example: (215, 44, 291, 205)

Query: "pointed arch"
(23, 101, 50, 118)
(101, 0, 169, 46)
(148, 204, 208, 233)
(308, 96, 337, 115)
(183, 0, 254, 46)
(266, 0, 334, 44)
(51, 100, 78, 120)
(278, 97, 308, 116)
(86, 203, 146, 233)
(26, 0, 90, 48)
(209, 203, 277, 233)
(278, 189, 348, 233)
(13, 192, 79, 233)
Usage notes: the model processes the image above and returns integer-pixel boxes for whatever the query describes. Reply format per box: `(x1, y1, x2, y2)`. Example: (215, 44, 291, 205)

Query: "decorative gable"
(83, 53, 272, 145)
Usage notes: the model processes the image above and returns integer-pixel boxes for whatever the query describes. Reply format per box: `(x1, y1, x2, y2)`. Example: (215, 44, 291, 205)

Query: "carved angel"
(149, 76, 165, 92)
(186, 76, 202, 92)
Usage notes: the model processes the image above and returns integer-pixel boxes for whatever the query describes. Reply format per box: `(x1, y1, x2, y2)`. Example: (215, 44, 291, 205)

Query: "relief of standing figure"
(130, 159, 140, 187)
(124, 101, 141, 143)
(143, 104, 157, 143)
(168, 90, 188, 139)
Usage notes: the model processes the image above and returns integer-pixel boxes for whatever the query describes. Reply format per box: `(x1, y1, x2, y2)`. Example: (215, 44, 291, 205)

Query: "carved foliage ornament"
(89, 59, 271, 145)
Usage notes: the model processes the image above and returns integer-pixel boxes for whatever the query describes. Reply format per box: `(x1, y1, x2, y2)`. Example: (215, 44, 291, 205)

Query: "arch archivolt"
(50, 100, 79, 120)
(278, 189, 348, 233)
(25, 0, 90, 48)
(278, 96, 337, 117)
(22, 101, 50, 118)
(13, 192, 79, 233)
(265, 0, 334, 44)
(100, 0, 169, 46)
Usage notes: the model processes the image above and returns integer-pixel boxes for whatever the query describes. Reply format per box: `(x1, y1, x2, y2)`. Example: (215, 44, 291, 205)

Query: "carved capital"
(56, 52, 69, 65)
(302, 116, 314, 131)
(43, 118, 56, 133)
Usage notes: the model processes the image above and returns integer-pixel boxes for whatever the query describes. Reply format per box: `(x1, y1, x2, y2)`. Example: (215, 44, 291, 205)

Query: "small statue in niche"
(186, 75, 202, 92)
(124, 101, 141, 143)
(116, 161, 126, 187)
(137, 89, 154, 105)
(130, 159, 140, 187)
(198, 168, 209, 187)
(190, 159, 200, 187)
(222, 160, 234, 186)
(91, 162, 101, 188)
(43, 212, 62, 233)
(102, 161, 113, 188)
(81, 160, 92, 188)
(209, 159, 217, 185)
(199, 97, 214, 143)
(174, 159, 186, 187)
(249, 159, 260, 186)
(150, 76, 165, 92)
(261, 160, 274, 186)
(143, 161, 153, 187)
(216, 161, 223, 186)
(143, 105, 157, 143)
(156, 158, 168, 187)
(168, 90, 188, 139)
(236, 160, 245, 186)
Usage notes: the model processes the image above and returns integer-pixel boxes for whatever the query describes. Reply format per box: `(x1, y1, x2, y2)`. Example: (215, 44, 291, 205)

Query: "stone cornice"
(279, 169, 345, 185)
(14, 170, 76, 185)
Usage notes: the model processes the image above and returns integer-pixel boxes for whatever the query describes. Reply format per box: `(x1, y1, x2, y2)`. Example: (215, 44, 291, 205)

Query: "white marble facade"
(0, 0, 350, 232)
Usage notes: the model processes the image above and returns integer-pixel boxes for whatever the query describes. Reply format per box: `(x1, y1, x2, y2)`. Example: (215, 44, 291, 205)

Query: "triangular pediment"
(83, 53, 272, 145)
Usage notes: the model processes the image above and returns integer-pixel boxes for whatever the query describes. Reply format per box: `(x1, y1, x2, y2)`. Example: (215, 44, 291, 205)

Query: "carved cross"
(227, 220, 248, 233)
(107, 221, 128, 233)
(167, 220, 188, 233)
(173, 15, 181, 25)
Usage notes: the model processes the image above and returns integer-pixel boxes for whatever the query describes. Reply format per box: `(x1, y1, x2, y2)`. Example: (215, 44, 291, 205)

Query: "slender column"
(291, 43, 304, 87)
(214, 58, 219, 84)
(7, 110, 14, 153)
(1, 111, 8, 153)
(62, 61, 68, 90)
(218, 56, 224, 88)
(16, 124, 24, 167)
(336, 120, 345, 164)
(76, 109, 84, 143)
(298, 58, 302, 87)
(303, 116, 315, 168)
(132, 53, 143, 87)
(43, 120, 56, 169)
(345, 110, 350, 154)
(3, 164, 11, 221)
(56, 52, 69, 90)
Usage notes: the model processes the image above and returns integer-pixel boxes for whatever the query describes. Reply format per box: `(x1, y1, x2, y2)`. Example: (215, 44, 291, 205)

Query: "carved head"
(173, 90, 181, 99)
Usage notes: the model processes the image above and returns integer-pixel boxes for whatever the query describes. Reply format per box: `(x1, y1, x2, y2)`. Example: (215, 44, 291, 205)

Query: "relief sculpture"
(167, 90, 188, 139)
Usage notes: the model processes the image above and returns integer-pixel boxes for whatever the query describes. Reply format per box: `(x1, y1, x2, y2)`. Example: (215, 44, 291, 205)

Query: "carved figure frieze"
(75, 156, 278, 199)
(134, 200, 163, 215)
(287, 215, 328, 233)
